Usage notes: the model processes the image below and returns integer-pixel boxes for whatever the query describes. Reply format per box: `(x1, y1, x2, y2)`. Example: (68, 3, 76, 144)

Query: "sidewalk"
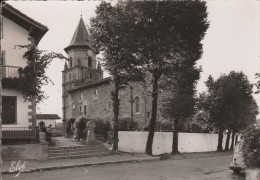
(2, 153, 159, 174)
(2, 151, 232, 175)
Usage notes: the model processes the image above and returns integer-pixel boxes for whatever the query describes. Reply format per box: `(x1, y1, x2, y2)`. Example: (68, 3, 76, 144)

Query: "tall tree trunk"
(172, 116, 180, 154)
(230, 130, 236, 150)
(145, 75, 159, 155)
(235, 133, 238, 145)
(224, 129, 231, 151)
(217, 128, 224, 151)
(112, 76, 120, 152)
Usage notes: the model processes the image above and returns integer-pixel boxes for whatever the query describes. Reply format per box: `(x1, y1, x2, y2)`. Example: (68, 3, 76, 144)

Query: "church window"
(134, 96, 140, 113)
(69, 57, 72, 68)
(88, 57, 92, 67)
(147, 111, 151, 119)
(79, 106, 82, 112)
(94, 89, 98, 96)
(84, 106, 87, 115)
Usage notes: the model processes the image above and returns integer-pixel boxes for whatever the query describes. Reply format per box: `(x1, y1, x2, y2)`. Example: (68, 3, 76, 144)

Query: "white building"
(1, 3, 48, 142)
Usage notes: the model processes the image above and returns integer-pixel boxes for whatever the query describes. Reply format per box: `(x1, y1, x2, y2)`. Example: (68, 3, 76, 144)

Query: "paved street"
(3, 154, 245, 180)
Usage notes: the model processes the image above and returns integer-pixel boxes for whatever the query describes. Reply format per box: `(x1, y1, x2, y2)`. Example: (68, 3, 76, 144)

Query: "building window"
(79, 93, 83, 99)
(2, 96, 17, 124)
(84, 106, 87, 115)
(134, 96, 140, 113)
(1, 50, 5, 65)
(1, 16, 3, 39)
(88, 57, 92, 67)
(79, 106, 82, 112)
(94, 89, 98, 96)
(89, 72, 93, 79)
(147, 111, 151, 119)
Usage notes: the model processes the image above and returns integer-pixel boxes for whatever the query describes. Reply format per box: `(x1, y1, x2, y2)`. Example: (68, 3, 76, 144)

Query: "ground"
(3, 154, 245, 180)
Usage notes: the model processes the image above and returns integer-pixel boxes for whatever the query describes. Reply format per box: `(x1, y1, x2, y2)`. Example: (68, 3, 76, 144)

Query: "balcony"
(2, 65, 22, 78)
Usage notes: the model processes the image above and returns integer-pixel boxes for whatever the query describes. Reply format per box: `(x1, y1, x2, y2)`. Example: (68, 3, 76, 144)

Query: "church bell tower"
(62, 16, 103, 135)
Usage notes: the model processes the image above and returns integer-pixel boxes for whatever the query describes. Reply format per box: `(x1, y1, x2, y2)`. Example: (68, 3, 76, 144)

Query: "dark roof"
(36, 114, 61, 120)
(64, 17, 91, 53)
(68, 77, 111, 93)
(2, 3, 48, 45)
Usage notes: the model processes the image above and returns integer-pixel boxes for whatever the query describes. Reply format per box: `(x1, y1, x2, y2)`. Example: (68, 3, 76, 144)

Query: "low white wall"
(178, 132, 231, 153)
(118, 131, 172, 155)
(118, 131, 232, 155)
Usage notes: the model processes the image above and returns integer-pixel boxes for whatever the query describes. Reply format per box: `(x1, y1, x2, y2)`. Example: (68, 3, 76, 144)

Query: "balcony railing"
(2, 65, 22, 78)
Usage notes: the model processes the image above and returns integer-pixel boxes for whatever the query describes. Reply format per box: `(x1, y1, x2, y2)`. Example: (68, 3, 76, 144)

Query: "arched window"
(134, 96, 140, 113)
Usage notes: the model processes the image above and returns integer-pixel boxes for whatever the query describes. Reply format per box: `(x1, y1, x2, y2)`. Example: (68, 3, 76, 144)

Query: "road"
(3, 155, 245, 180)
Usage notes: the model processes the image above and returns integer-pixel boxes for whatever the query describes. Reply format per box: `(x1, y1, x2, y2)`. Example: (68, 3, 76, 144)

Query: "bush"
(94, 119, 111, 139)
(242, 123, 260, 168)
(73, 117, 89, 141)
(118, 117, 138, 131)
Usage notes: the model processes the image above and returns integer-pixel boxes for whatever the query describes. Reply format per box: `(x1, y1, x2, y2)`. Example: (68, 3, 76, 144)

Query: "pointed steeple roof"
(64, 17, 91, 53)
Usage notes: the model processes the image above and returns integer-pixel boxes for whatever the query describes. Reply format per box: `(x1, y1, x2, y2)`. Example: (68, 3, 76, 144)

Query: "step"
(49, 149, 108, 156)
(48, 152, 110, 159)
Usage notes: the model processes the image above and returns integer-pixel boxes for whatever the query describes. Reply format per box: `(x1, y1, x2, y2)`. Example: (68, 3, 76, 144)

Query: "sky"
(6, 1, 260, 119)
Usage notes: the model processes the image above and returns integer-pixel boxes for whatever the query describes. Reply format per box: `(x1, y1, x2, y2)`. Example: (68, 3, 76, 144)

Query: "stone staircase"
(48, 137, 110, 159)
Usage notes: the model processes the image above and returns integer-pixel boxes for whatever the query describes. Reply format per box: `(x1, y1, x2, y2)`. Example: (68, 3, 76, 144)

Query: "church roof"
(64, 17, 91, 53)
(68, 77, 112, 93)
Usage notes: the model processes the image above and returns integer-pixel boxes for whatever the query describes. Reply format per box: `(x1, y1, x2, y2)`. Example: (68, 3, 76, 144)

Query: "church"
(62, 17, 163, 134)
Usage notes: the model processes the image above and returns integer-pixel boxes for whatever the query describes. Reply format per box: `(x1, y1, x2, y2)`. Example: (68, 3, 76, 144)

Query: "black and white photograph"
(0, 0, 260, 179)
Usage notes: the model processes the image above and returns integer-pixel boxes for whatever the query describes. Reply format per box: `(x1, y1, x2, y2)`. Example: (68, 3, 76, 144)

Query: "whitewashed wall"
(178, 132, 231, 153)
(2, 89, 31, 128)
(118, 131, 172, 155)
(118, 131, 232, 155)
(2, 16, 31, 68)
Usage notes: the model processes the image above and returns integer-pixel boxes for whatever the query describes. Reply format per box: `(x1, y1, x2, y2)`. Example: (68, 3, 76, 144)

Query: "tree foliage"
(122, 0, 209, 155)
(90, 2, 143, 152)
(90, 1, 208, 154)
(242, 123, 260, 168)
(203, 71, 258, 151)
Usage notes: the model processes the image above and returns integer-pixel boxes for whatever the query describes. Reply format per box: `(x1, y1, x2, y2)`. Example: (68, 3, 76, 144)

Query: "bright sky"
(7, 1, 260, 119)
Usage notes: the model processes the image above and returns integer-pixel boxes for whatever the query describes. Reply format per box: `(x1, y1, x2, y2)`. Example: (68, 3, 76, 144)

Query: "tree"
(255, 73, 260, 94)
(161, 57, 202, 154)
(204, 71, 258, 151)
(90, 2, 143, 152)
(119, 1, 209, 155)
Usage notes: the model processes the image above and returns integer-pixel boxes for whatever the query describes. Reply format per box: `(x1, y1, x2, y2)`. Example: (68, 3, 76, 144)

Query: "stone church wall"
(69, 81, 159, 129)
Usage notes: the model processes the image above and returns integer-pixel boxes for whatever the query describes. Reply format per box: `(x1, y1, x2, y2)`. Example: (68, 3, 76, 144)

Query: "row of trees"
(196, 71, 259, 151)
(90, 1, 209, 154)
